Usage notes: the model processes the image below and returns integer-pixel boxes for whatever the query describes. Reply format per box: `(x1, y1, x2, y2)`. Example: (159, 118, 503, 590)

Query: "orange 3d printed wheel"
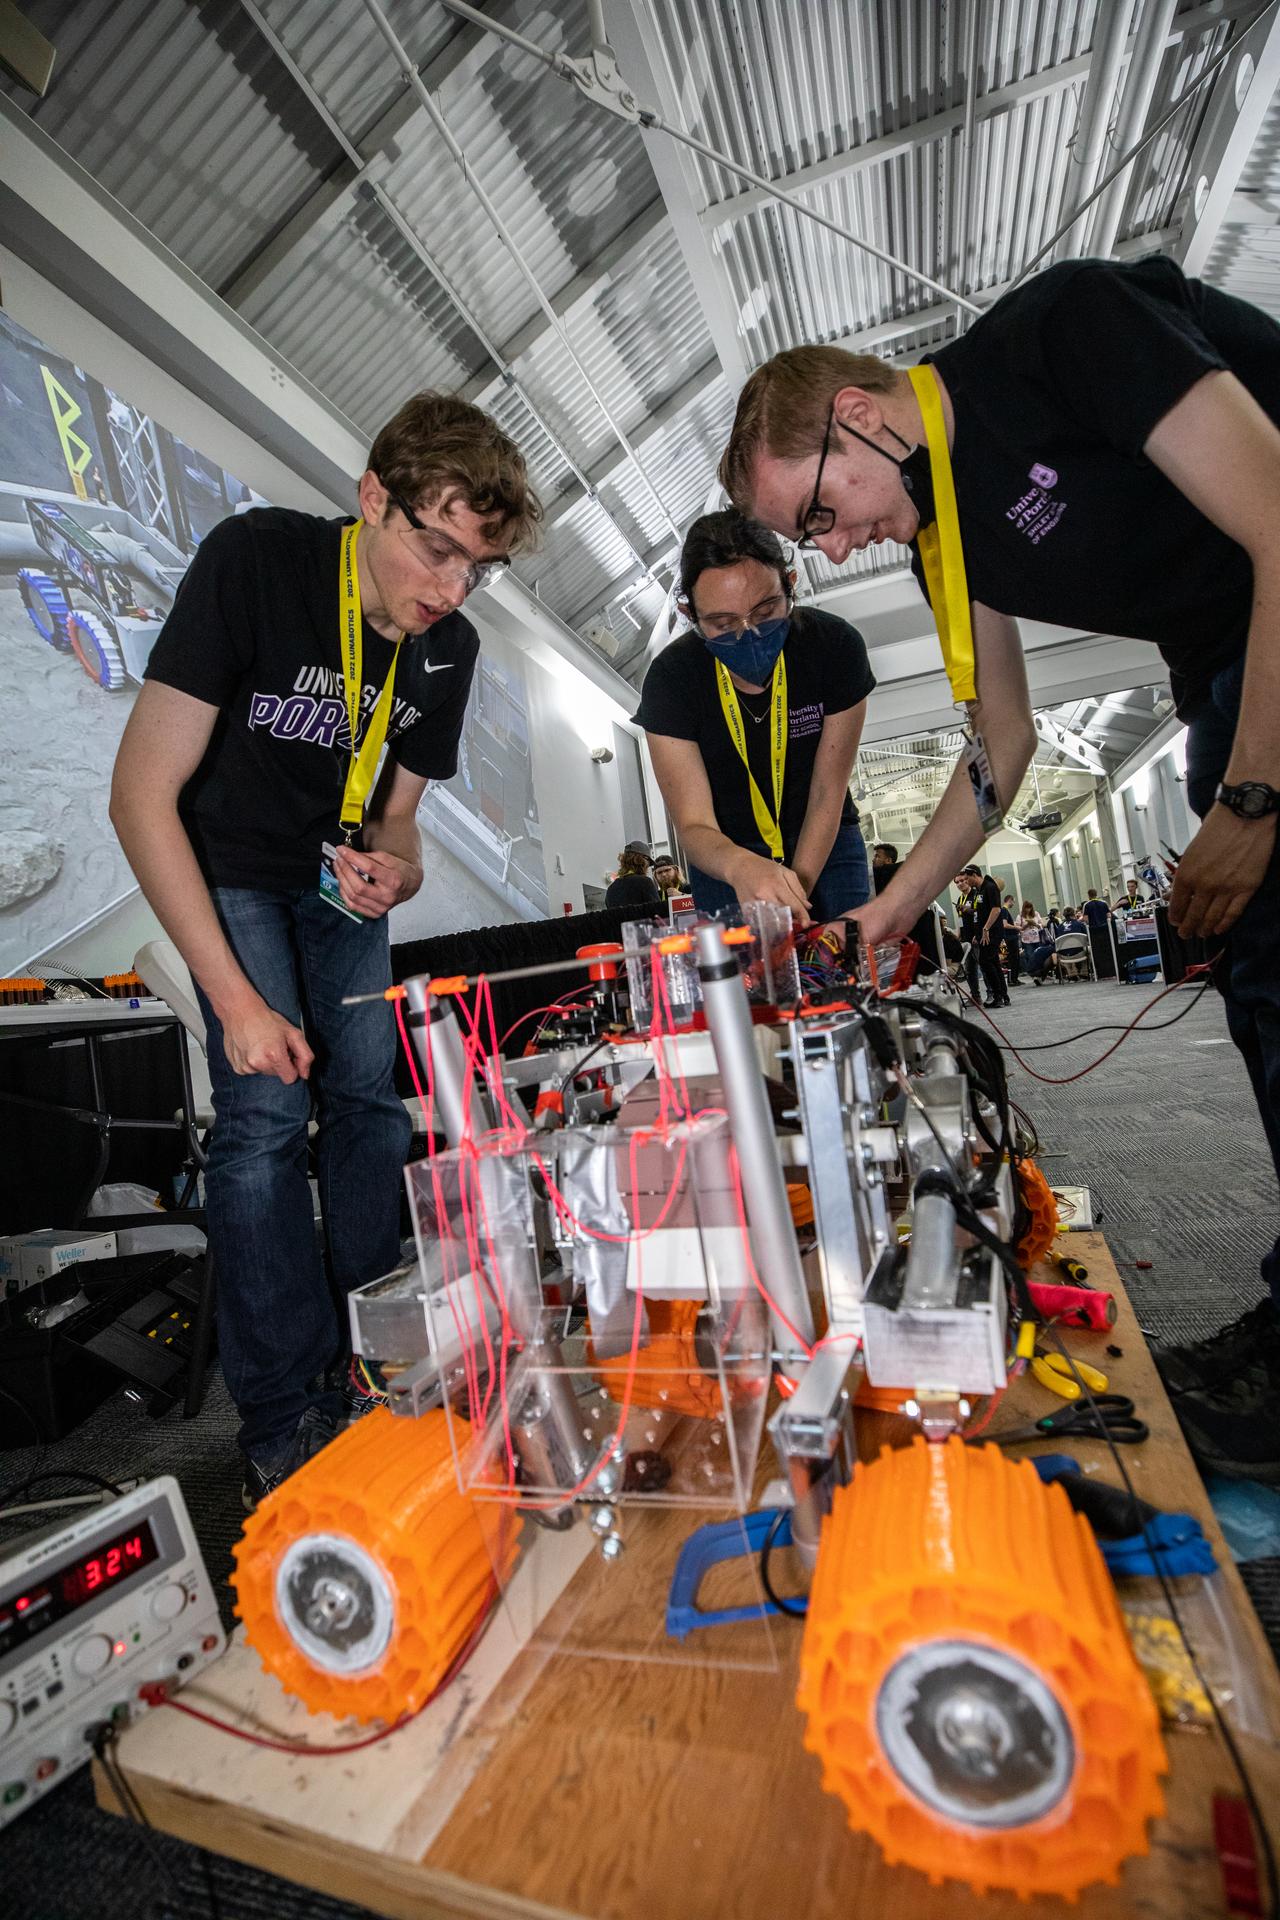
(1015, 1157, 1060, 1269)
(232, 1407, 517, 1723)
(590, 1298, 722, 1418)
(798, 1437, 1166, 1899)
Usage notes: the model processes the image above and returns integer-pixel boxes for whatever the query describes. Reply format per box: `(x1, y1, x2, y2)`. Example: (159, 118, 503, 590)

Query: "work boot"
(1153, 1299, 1280, 1396)
(241, 1404, 338, 1511)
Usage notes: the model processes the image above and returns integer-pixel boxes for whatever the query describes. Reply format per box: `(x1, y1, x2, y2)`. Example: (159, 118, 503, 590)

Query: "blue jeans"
(1184, 656, 1280, 1308)
(688, 820, 870, 921)
(194, 888, 412, 1460)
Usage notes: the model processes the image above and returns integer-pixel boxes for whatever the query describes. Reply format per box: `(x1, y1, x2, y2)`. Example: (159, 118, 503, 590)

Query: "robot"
(232, 910, 1165, 1901)
(16, 498, 171, 691)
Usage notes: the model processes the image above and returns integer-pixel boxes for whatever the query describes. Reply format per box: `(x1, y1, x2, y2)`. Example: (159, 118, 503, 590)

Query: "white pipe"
(439, 0, 982, 319)
(1055, 0, 1132, 261)
(1088, 0, 1179, 259)
(358, 0, 682, 543)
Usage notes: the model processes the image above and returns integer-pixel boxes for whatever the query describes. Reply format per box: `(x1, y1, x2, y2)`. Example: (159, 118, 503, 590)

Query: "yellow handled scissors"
(1030, 1352, 1109, 1402)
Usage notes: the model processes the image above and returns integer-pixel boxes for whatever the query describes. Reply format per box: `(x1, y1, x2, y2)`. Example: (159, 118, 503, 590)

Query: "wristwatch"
(1214, 779, 1280, 820)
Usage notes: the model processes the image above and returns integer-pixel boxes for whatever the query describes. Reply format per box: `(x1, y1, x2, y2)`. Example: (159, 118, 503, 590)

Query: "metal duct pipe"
(400, 978, 487, 1145)
(1054, 0, 1133, 261)
(1088, 0, 1179, 259)
(695, 922, 814, 1362)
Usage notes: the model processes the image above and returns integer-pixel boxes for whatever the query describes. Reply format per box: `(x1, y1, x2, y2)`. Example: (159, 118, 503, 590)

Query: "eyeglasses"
(389, 491, 510, 597)
(797, 404, 837, 548)
(695, 591, 789, 641)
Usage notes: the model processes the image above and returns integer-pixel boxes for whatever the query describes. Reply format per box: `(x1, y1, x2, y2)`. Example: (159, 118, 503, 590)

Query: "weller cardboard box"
(0, 1229, 117, 1299)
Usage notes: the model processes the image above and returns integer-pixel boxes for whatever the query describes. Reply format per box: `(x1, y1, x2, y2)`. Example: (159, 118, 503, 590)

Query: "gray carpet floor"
(2, 971, 1276, 1918)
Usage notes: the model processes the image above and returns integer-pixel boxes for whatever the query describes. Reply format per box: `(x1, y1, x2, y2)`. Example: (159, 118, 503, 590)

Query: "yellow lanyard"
(715, 653, 788, 862)
(338, 520, 401, 839)
(907, 364, 976, 706)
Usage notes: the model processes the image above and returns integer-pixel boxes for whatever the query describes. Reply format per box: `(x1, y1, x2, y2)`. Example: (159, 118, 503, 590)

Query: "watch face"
(1241, 786, 1271, 818)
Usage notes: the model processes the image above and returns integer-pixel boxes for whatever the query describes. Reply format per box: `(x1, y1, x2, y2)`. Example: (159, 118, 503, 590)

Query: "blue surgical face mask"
(702, 614, 790, 686)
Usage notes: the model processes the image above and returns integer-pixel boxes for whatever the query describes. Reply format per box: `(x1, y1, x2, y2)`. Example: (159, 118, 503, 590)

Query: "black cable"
(1035, 1325, 1278, 1918)
(1, 1468, 124, 1513)
(759, 1505, 808, 1618)
(985, 976, 1214, 1052)
(93, 1728, 182, 1901)
(556, 1033, 612, 1100)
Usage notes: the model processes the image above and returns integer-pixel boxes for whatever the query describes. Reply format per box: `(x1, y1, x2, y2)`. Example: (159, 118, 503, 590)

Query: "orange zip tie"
(722, 925, 753, 945)
(428, 975, 468, 996)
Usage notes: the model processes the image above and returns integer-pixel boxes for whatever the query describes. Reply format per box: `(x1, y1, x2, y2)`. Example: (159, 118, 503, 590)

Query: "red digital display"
(0, 1519, 160, 1662)
(60, 1522, 159, 1606)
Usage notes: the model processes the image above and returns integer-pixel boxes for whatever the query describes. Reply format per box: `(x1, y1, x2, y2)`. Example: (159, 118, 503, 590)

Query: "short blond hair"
(368, 391, 542, 553)
(719, 346, 902, 508)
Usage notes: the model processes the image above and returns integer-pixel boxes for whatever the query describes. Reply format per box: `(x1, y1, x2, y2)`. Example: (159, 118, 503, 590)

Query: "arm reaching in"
(645, 732, 812, 916)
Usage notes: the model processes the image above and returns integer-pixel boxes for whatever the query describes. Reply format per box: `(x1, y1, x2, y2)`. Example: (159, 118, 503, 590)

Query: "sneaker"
(1173, 1375, 1280, 1487)
(1153, 1299, 1280, 1397)
(242, 1405, 338, 1511)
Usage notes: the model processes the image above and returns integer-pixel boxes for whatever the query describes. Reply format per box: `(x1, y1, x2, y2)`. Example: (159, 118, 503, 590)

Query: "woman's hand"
(726, 848, 812, 916)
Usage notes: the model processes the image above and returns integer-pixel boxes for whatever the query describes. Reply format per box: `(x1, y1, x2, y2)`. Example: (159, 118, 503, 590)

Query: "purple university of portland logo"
(1029, 462, 1058, 490)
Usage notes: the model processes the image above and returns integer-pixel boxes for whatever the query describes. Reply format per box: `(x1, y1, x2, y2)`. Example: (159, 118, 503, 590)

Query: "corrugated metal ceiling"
(5, 0, 1279, 697)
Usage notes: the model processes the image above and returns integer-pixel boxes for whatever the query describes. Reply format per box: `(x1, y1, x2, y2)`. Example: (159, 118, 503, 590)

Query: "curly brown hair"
(368, 392, 542, 552)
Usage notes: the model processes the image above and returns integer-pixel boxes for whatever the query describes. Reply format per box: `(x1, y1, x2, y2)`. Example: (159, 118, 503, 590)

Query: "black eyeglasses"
(389, 490, 510, 597)
(797, 404, 838, 548)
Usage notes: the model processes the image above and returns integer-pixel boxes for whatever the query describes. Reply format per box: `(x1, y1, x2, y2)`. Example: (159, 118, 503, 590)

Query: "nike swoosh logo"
(421, 662, 453, 674)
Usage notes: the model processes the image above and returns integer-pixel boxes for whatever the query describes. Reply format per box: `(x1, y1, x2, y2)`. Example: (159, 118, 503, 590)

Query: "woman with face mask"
(633, 510, 874, 920)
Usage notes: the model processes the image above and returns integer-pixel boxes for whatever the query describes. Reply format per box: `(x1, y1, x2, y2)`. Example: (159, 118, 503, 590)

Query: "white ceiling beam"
(541, 355, 720, 533)
(462, 198, 668, 406)
(1174, 8, 1280, 277)
(220, 16, 491, 308)
(861, 628, 1167, 745)
(601, 0, 750, 391)
(699, 1, 1253, 235)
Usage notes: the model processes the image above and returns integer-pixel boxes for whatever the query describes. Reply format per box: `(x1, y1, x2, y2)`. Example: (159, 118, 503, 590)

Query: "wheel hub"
(875, 1640, 1074, 1828)
(275, 1533, 394, 1674)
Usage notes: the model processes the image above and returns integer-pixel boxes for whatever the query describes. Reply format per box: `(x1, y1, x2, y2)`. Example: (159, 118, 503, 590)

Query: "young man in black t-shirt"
(958, 865, 1008, 1007)
(722, 255, 1280, 1459)
(110, 393, 540, 1502)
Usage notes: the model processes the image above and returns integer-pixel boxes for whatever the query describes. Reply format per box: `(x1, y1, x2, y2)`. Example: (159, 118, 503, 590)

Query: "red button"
(35, 1759, 58, 1781)
(201, 1634, 219, 1653)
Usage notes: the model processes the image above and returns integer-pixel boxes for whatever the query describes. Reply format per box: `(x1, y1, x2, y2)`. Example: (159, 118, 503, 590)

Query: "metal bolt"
(599, 1532, 625, 1562)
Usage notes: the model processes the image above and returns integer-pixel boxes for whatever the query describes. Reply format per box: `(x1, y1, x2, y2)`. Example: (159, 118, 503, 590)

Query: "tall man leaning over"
(111, 394, 541, 1503)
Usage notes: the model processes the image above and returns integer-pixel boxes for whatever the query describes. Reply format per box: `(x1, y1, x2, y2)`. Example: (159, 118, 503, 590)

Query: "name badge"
(319, 842, 362, 921)
(963, 729, 1004, 834)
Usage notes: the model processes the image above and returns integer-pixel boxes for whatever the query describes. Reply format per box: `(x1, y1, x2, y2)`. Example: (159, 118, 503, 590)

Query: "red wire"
(497, 993, 593, 1053)
(963, 959, 1217, 1085)
(153, 1584, 500, 1756)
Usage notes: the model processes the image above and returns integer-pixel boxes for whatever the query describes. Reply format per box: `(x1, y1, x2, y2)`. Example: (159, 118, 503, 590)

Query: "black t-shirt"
(605, 873, 661, 909)
(1083, 899, 1111, 927)
(632, 610, 875, 863)
(958, 876, 1001, 936)
(145, 508, 479, 888)
(918, 257, 1280, 715)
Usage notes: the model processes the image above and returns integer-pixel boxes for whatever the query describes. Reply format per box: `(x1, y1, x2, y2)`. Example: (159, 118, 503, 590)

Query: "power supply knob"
(72, 1633, 113, 1678)
(150, 1583, 186, 1623)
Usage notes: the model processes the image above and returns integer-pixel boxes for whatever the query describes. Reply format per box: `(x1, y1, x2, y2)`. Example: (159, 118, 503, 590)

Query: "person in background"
(872, 842, 900, 892)
(1046, 906, 1063, 936)
(605, 842, 662, 910)
(1083, 889, 1111, 930)
(1115, 876, 1147, 912)
(998, 892, 1024, 986)
(635, 509, 874, 921)
(1020, 901, 1056, 984)
(959, 863, 1009, 1007)
(110, 392, 541, 1506)
(653, 855, 687, 900)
